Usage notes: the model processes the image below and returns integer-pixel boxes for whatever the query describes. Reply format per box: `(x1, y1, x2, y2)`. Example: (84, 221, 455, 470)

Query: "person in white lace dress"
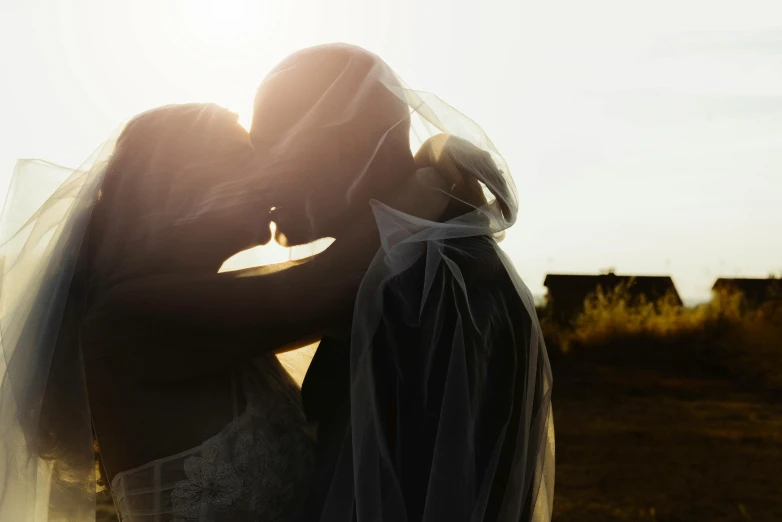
(78, 105, 322, 522)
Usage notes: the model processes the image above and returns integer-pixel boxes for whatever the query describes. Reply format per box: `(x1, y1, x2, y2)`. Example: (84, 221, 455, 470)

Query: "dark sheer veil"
(343, 85, 554, 522)
(249, 44, 555, 521)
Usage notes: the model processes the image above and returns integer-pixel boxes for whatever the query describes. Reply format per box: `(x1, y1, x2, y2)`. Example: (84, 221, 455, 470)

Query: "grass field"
(551, 351, 782, 521)
(546, 285, 782, 521)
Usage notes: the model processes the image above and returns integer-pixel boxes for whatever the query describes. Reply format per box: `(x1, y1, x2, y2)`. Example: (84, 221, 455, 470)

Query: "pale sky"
(1, 0, 781, 301)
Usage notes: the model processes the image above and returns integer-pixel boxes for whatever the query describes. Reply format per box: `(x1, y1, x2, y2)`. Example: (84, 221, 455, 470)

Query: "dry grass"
(546, 283, 782, 521)
(541, 282, 782, 390)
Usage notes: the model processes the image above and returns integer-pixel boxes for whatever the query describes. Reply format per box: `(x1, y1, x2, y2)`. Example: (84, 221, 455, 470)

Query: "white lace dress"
(110, 355, 315, 522)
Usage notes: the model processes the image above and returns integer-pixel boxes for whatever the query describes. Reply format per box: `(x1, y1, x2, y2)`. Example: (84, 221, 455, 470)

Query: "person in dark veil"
(0, 41, 552, 522)
(249, 43, 555, 522)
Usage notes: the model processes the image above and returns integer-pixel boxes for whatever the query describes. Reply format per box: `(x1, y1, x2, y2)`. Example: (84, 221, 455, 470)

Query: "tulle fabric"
(316, 205, 555, 522)
(0, 43, 553, 522)
(259, 45, 554, 521)
(301, 84, 555, 520)
(0, 142, 115, 521)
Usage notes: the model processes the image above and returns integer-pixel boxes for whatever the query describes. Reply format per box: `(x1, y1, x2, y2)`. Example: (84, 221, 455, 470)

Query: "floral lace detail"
(232, 431, 289, 518)
(171, 450, 243, 520)
(112, 357, 313, 522)
(169, 373, 315, 521)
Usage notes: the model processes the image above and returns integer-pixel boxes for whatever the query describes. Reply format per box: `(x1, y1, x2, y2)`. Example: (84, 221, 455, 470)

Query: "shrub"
(540, 283, 782, 389)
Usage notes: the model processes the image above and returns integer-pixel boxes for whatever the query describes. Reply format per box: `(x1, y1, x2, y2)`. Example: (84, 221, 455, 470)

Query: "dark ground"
(550, 342, 782, 522)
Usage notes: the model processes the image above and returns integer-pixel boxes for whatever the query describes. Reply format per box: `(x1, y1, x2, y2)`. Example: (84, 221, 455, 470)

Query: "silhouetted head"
(250, 43, 416, 246)
(89, 103, 267, 285)
(31, 104, 266, 486)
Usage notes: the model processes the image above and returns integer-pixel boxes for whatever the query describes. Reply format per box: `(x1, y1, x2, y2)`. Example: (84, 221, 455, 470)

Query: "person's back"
(300, 234, 551, 521)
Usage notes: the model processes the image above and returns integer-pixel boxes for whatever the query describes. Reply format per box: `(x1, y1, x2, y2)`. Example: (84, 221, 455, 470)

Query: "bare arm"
(81, 223, 376, 380)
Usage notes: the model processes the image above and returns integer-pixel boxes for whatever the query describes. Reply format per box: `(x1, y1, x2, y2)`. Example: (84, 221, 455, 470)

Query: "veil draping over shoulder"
(0, 43, 553, 522)
(252, 44, 554, 522)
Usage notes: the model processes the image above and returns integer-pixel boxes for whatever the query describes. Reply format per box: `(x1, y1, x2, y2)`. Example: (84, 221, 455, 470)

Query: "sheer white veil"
(0, 103, 254, 522)
(0, 140, 116, 521)
(0, 43, 553, 522)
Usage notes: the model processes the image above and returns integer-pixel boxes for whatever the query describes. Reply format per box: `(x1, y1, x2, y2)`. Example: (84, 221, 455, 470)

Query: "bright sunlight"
(218, 219, 332, 387)
(219, 221, 334, 273)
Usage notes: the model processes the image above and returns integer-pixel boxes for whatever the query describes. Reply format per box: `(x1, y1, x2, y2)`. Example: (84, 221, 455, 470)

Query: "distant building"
(712, 278, 781, 307)
(543, 272, 682, 323)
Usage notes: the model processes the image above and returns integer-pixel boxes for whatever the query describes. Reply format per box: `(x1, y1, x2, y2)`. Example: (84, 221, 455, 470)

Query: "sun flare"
(180, 0, 268, 51)
(219, 221, 334, 273)
(218, 220, 330, 386)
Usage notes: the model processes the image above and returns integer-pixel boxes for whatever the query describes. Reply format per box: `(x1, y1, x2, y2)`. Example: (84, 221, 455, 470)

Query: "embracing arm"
(81, 225, 374, 381)
(81, 166, 455, 381)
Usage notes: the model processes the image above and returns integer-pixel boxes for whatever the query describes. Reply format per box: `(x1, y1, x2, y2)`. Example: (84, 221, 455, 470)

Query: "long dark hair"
(31, 103, 253, 488)
(88, 103, 254, 288)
